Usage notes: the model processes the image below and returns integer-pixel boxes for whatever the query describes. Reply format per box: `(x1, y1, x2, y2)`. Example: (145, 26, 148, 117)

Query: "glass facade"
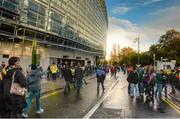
(0, 0, 108, 56)
(23, 0, 107, 54)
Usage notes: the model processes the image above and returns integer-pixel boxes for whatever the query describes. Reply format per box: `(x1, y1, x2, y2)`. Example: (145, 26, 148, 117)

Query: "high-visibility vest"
(71, 68, 75, 76)
(166, 69, 172, 75)
(50, 65, 58, 74)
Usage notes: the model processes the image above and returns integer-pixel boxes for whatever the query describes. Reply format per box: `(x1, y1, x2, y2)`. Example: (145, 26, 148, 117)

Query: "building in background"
(0, 0, 108, 70)
(110, 43, 120, 57)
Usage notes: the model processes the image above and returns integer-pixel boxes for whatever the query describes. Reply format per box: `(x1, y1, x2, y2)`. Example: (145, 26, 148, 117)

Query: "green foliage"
(109, 29, 180, 66)
(149, 29, 180, 66)
(110, 47, 152, 66)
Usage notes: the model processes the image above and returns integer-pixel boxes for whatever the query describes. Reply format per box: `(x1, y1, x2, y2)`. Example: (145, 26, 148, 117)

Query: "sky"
(105, 0, 180, 59)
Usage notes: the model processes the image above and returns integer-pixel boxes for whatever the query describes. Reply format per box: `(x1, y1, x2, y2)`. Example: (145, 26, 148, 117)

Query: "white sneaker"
(21, 113, 28, 118)
(36, 109, 44, 114)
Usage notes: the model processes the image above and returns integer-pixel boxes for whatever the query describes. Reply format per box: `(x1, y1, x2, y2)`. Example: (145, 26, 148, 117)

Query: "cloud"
(149, 6, 180, 30)
(112, 6, 131, 15)
(106, 17, 149, 59)
(106, 5, 180, 58)
(142, 0, 161, 5)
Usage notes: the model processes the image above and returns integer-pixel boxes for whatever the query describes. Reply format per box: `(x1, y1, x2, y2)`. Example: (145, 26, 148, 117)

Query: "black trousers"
(97, 80, 105, 93)
(3, 110, 20, 118)
(64, 81, 70, 95)
(52, 73, 57, 80)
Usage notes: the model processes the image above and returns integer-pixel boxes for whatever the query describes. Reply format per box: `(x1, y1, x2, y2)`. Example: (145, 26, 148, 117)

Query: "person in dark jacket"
(22, 65, 44, 118)
(63, 65, 73, 95)
(127, 67, 139, 98)
(169, 70, 176, 94)
(96, 66, 106, 94)
(2, 57, 27, 118)
(0, 61, 6, 117)
(0, 77, 4, 118)
(155, 70, 163, 97)
(146, 69, 156, 101)
(75, 64, 84, 94)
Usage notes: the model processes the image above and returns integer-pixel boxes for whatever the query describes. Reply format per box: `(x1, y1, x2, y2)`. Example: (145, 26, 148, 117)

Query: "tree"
(149, 29, 180, 65)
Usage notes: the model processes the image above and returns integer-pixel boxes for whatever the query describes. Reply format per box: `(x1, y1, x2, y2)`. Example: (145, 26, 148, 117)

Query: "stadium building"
(0, 0, 108, 70)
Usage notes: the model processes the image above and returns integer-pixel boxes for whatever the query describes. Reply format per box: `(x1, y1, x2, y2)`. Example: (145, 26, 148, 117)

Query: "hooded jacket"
(27, 68, 44, 91)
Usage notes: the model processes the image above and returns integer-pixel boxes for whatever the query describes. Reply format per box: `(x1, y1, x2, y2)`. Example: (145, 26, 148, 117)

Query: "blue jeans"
(130, 83, 139, 97)
(23, 89, 41, 114)
(155, 83, 163, 96)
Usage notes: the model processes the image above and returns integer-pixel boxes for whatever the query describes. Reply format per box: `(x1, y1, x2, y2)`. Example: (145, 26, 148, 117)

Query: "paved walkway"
(167, 85, 180, 102)
(41, 74, 96, 94)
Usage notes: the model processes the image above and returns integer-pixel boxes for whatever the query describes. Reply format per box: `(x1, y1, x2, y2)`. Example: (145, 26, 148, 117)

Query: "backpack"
(127, 73, 133, 82)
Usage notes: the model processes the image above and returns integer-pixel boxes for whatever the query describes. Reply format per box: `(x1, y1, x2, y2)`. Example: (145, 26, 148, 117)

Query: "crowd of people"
(126, 66, 180, 102)
(0, 57, 45, 118)
(0, 56, 179, 117)
(0, 57, 89, 118)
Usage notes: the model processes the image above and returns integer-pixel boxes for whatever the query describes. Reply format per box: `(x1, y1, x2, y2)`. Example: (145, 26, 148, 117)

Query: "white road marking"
(83, 78, 120, 118)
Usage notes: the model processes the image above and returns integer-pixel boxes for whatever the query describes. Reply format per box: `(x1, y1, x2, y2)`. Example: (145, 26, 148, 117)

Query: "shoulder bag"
(10, 71, 26, 96)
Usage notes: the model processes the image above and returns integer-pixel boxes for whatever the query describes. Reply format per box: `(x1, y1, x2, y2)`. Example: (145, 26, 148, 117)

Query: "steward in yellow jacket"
(50, 63, 58, 80)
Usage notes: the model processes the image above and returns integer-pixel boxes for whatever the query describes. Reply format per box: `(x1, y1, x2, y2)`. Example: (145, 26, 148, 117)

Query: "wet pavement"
(27, 72, 180, 118)
(41, 74, 96, 94)
(28, 74, 116, 118)
(91, 72, 180, 118)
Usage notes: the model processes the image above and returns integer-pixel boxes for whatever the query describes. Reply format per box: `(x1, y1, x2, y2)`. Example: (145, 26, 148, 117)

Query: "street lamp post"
(134, 37, 140, 66)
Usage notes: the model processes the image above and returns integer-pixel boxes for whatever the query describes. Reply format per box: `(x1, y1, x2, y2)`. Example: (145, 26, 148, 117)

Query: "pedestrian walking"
(162, 71, 168, 97)
(71, 66, 76, 89)
(126, 69, 133, 95)
(21, 64, 44, 118)
(146, 69, 156, 101)
(63, 65, 72, 96)
(75, 64, 84, 94)
(111, 66, 117, 79)
(144, 70, 150, 95)
(127, 67, 139, 98)
(50, 63, 58, 81)
(96, 66, 106, 94)
(47, 65, 50, 80)
(2, 57, 27, 118)
(138, 68, 145, 96)
(169, 70, 176, 94)
(0, 61, 6, 117)
(155, 70, 163, 97)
